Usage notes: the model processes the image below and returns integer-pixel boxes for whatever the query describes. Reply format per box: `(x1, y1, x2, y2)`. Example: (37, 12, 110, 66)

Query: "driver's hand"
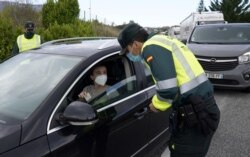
(78, 91, 92, 101)
(78, 91, 86, 99)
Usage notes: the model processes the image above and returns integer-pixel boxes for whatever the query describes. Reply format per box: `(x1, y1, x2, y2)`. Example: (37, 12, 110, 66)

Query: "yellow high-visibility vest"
(142, 35, 207, 111)
(17, 34, 41, 52)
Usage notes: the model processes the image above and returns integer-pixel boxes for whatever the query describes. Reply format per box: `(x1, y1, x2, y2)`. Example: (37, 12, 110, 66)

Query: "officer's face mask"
(126, 52, 143, 62)
(25, 29, 34, 38)
(126, 42, 143, 62)
(94, 74, 107, 86)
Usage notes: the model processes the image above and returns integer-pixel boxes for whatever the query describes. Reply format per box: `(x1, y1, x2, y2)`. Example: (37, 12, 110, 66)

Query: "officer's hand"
(149, 103, 160, 113)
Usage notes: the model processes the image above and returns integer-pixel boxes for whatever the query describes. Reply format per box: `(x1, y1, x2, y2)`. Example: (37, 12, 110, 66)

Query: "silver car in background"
(187, 23, 250, 92)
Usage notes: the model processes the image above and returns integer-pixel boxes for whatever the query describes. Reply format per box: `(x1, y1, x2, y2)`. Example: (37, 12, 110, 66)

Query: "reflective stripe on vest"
(156, 78, 177, 90)
(180, 73, 207, 94)
(142, 35, 207, 94)
(157, 93, 173, 104)
(17, 34, 41, 52)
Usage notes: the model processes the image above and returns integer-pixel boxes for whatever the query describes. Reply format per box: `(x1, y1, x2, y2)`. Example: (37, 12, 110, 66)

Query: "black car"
(0, 37, 171, 157)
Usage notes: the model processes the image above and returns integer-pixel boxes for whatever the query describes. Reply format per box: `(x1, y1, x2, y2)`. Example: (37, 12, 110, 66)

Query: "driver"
(78, 65, 109, 102)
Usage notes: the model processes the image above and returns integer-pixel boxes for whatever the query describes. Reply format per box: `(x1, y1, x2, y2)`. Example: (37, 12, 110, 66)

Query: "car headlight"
(239, 52, 250, 64)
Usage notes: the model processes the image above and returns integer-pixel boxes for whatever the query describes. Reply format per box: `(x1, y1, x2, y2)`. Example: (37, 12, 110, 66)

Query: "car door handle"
(134, 107, 148, 118)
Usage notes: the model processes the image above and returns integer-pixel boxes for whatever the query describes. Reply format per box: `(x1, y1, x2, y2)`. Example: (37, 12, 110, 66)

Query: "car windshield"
(0, 53, 82, 124)
(190, 25, 250, 44)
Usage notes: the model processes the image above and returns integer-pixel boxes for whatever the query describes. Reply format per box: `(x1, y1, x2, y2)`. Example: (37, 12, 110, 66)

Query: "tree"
(42, 0, 80, 28)
(56, 0, 80, 25)
(209, 0, 250, 22)
(129, 20, 135, 24)
(209, 0, 221, 11)
(197, 0, 208, 12)
(0, 14, 22, 61)
(2, 2, 42, 27)
(42, 0, 55, 28)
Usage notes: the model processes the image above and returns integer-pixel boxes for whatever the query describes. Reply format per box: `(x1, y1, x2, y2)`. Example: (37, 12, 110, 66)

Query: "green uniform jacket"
(141, 35, 213, 110)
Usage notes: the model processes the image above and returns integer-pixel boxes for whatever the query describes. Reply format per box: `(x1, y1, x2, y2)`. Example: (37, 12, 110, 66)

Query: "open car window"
(89, 76, 137, 110)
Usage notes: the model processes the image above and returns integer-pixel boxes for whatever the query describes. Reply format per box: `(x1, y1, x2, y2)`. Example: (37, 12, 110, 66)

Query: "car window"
(89, 76, 137, 110)
(142, 62, 155, 88)
(0, 53, 82, 124)
(190, 25, 250, 44)
(50, 55, 138, 129)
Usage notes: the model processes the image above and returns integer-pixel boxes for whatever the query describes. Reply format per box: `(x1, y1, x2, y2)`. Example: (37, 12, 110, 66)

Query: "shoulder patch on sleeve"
(146, 56, 153, 62)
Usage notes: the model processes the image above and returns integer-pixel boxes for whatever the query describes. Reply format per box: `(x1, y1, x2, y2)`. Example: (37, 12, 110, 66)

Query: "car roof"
(29, 37, 121, 57)
(196, 23, 250, 28)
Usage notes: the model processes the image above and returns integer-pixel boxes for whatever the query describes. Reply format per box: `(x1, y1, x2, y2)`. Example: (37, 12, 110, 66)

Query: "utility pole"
(89, 0, 92, 22)
(84, 11, 86, 21)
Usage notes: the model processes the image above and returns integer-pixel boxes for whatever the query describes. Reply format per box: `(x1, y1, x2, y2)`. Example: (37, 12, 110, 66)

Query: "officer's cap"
(25, 21, 35, 30)
(118, 23, 143, 55)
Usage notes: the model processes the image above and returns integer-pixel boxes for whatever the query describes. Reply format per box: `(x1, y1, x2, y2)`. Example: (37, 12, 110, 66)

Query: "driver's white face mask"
(95, 75, 107, 86)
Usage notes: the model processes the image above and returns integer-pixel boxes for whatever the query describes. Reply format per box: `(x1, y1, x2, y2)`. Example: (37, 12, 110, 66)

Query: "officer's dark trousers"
(169, 103, 220, 157)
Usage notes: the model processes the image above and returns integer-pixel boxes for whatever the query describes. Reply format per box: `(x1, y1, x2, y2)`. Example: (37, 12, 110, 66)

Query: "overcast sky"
(3, 0, 213, 27)
(78, 0, 212, 27)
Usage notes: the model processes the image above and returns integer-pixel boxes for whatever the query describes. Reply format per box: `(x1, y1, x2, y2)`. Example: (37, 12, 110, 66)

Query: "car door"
(139, 63, 171, 148)
(47, 53, 151, 157)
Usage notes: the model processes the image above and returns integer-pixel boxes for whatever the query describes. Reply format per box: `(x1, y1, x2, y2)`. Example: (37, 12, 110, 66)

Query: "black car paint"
(19, 46, 120, 145)
(47, 51, 151, 157)
(0, 124, 21, 154)
(0, 39, 170, 157)
(1, 136, 51, 157)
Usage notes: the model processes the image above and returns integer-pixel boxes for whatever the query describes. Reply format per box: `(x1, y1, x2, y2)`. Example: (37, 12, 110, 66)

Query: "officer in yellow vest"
(12, 21, 42, 55)
(118, 23, 220, 157)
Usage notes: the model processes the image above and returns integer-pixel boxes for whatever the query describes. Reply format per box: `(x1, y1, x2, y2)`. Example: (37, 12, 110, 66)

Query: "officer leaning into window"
(117, 23, 220, 157)
(12, 21, 43, 55)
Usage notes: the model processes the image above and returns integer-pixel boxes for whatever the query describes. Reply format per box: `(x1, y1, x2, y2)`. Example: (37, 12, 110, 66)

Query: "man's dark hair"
(133, 29, 149, 43)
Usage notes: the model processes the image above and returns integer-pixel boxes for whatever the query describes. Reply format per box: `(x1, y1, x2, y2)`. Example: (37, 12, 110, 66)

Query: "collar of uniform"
(147, 32, 158, 39)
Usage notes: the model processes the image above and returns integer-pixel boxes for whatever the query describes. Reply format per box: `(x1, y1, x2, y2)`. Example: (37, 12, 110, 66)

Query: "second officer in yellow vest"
(12, 21, 42, 55)
(118, 23, 220, 157)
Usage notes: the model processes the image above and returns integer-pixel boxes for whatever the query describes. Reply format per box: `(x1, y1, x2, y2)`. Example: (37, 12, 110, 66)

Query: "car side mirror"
(60, 101, 98, 126)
